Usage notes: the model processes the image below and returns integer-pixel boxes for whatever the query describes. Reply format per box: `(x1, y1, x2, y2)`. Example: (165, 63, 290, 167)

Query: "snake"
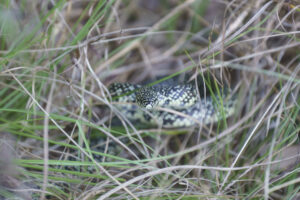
(29, 82, 237, 199)
(108, 82, 237, 128)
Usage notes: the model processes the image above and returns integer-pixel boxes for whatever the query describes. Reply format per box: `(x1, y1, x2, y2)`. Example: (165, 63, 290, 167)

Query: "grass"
(0, 0, 300, 199)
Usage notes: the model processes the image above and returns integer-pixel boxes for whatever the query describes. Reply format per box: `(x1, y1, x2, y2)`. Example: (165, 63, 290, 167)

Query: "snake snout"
(138, 100, 155, 109)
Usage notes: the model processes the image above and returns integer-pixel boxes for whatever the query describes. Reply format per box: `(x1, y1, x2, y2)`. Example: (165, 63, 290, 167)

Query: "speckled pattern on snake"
(109, 82, 237, 128)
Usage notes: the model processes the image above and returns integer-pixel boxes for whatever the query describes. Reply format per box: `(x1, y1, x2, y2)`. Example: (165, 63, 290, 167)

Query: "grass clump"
(0, 0, 299, 199)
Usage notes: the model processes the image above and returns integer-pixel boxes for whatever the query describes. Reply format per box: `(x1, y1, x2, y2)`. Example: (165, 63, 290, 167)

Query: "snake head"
(136, 87, 158, 110)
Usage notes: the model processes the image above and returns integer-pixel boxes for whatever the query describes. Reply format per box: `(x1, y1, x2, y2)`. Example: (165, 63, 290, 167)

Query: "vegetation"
(0, 0, 299, 199)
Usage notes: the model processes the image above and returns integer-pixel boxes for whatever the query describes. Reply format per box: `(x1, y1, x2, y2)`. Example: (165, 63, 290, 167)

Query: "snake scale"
(109, 82, 237, 128)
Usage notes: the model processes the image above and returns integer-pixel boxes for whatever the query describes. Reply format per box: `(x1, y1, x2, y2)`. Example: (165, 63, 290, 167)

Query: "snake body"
(109, 82, 236, 128)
